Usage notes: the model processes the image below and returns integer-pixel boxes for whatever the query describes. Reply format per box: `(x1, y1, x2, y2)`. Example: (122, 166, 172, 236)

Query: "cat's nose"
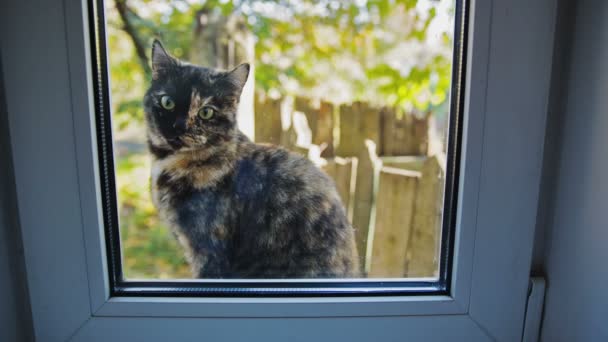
(173, 118, 187, 132)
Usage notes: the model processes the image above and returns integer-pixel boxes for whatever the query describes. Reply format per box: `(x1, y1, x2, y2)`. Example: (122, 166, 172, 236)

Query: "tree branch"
(114, 0, 151, 78)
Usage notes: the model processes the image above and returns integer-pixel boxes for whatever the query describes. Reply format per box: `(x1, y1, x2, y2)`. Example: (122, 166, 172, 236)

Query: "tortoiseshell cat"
(145, 40, 359, 278)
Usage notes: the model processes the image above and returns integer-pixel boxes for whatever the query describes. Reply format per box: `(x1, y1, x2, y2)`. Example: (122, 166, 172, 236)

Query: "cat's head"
(143, 40, 249, 157)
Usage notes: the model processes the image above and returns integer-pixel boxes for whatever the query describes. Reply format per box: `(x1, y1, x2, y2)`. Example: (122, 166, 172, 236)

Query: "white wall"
(540, 0, 608, 340)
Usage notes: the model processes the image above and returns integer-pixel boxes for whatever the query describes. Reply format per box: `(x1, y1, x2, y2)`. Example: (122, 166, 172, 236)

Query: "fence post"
(350, 140, 381, 271)
(321, 157, 358, 223)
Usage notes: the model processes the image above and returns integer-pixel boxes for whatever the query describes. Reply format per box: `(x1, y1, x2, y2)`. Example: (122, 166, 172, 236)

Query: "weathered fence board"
(367, 167, 421, 277)
(380, 109, 429, 156)
(405, 156, 444, 277)
(278, 97, 299, 151)
(295, 96, 318, 144)
(254, 95, 282, 144)
(294, 97, 335, 157)
(336, 102, 381, 157)
(321, 157, 358, 223)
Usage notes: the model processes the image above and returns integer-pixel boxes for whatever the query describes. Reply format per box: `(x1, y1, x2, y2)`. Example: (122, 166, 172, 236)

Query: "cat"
(145, 40, 359, 278)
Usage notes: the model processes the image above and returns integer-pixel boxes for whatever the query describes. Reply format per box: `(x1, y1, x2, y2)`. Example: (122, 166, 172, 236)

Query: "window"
(93, 0, 467, 296)
(2, 0, 556, 339)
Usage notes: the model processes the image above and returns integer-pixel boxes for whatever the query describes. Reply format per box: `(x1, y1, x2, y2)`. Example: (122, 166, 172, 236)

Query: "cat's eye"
(198, 106, 215, 119)
(160, 95, 175, 110)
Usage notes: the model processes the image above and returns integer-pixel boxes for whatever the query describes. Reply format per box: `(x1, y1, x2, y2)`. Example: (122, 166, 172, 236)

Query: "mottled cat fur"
(145, 40, 359, 278)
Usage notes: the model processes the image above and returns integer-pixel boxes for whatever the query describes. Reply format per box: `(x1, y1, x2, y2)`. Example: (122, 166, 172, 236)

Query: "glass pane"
(97, 0, 463, 287)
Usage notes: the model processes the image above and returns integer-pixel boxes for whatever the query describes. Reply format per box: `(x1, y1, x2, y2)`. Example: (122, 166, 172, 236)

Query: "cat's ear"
(151, 39, 176, 79)
(223, 63, 250, 95)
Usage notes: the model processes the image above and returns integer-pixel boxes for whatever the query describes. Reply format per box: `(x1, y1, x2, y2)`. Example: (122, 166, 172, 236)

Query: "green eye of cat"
(198, 107, 215, 120)
(160, 95, 175, 110)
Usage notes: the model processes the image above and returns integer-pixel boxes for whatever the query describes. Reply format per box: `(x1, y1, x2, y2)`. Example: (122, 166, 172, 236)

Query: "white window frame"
(0, 0, 557, 340)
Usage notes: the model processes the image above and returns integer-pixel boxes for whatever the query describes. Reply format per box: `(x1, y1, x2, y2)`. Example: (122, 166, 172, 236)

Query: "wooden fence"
(254, 94, 444, 278)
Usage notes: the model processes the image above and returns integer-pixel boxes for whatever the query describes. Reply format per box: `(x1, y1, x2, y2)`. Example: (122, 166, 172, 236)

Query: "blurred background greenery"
(107, 0, 455, 279)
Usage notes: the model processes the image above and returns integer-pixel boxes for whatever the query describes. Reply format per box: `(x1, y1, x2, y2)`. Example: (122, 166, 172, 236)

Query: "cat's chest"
(150, 156, 272, 233)
(151, 164, 234, 230)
